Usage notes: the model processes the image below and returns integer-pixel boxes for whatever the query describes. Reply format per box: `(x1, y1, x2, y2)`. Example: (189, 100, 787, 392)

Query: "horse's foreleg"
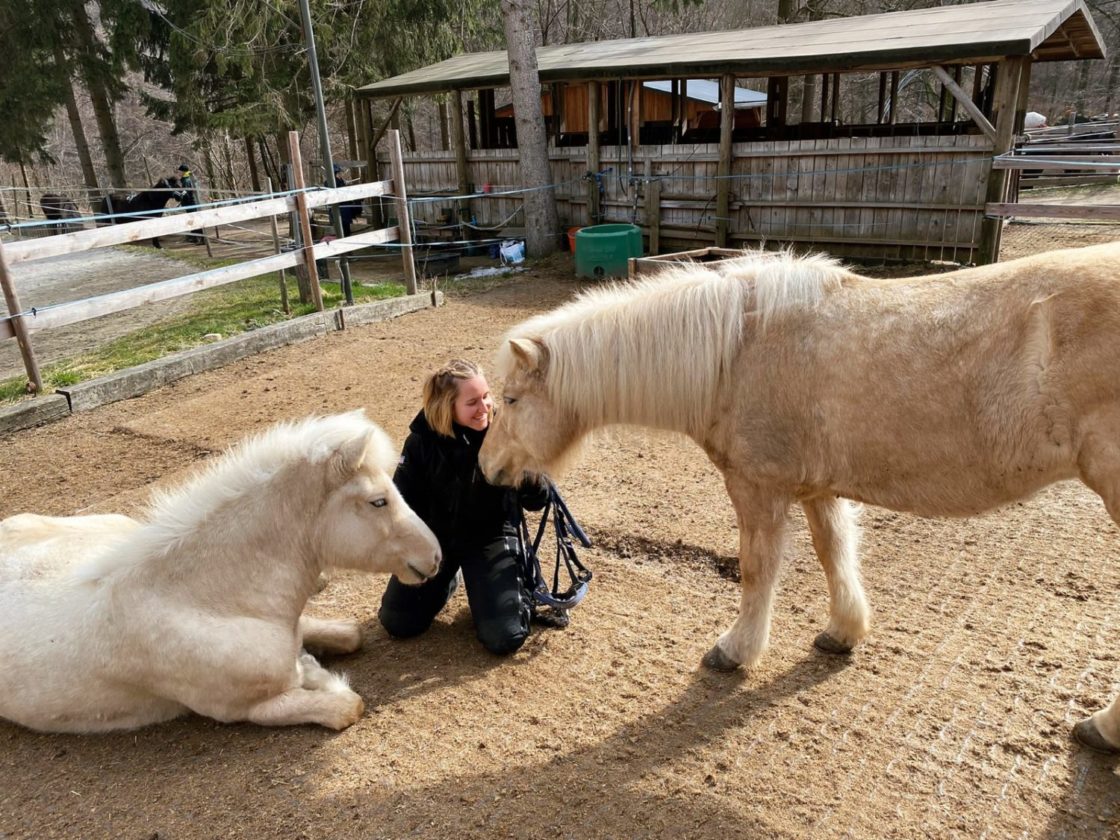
(299, 615, 362, 655)
(802, 496, 870, 654)
(702, 488, 790, 672)
(245, 653, 363, 730)
(1074, 693, 1120, 753)
(1074, 438, 1120, 751)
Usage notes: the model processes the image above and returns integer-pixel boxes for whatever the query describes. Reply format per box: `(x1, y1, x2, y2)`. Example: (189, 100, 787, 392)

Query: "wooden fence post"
(646, 175, 661, 255)
(978, 57, 1027, 265)
(587, 81, 601, 225)
(388, 129, 418, 296)
(287, 131, 324, 311)
(266, 177, 290, 314)
(0, 239, 43, 392)
(716, 73, 735, 248)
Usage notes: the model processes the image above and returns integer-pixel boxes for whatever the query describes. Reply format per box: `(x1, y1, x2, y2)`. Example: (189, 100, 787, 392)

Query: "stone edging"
(0, 292, 442, 435)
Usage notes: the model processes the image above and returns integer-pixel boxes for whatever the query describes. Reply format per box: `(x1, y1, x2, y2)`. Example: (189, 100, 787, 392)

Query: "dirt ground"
(1, 225, 1119, 839)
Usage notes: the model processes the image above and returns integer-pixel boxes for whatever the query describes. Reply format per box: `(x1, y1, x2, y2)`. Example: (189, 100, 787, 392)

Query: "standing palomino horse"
(0, 411, 441, 732)
(478, 244, 1120, 753)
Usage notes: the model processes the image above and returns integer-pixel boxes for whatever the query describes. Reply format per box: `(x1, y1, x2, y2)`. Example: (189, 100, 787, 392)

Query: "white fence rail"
(0, 130, 417, 392)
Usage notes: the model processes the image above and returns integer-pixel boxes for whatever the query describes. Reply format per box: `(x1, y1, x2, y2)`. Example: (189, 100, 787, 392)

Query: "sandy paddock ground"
(0, 227, 1118, 839)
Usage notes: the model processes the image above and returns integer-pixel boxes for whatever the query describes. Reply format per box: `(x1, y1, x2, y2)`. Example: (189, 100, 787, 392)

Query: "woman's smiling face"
(452, 375, 493, 431)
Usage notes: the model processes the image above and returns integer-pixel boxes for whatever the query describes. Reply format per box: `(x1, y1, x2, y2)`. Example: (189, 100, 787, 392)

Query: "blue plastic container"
(574, 224, 643, 278)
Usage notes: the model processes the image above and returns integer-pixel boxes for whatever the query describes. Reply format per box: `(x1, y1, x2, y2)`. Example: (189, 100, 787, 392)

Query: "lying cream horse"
(479, 244, 1120, 752)
(0, 411, 440, 733)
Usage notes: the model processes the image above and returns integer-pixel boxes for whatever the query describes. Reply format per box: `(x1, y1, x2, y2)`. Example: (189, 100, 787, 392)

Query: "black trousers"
(378, 529, 530, 655)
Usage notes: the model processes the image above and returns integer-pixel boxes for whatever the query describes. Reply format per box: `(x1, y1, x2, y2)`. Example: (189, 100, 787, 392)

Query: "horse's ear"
(333, 429, 375, 478)
(508, 337, 549, 374)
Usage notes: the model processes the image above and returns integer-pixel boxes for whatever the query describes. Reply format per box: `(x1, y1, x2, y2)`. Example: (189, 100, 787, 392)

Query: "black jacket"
(394, 410, 548, 553)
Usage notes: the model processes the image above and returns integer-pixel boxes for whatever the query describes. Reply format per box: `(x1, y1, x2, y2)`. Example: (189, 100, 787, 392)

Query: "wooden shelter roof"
(357, 0, 1104, 98)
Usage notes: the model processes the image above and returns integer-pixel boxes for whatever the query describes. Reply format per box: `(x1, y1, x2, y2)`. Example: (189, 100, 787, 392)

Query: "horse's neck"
(125, 494, 321, 618)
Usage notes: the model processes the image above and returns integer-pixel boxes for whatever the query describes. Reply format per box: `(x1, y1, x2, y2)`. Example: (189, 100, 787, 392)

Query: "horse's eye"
(504, 396, 518, 406)
(370, 498, 388, 508)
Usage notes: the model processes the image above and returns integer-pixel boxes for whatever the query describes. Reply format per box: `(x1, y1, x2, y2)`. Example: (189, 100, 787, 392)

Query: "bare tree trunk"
(54, 43, 99, 194)
(345, 98, 359, 163)
(19, 161, 33, 218)
(222, 133, 236, 194)
(1075, 61, 1091, 118)
(246, 136, 262, 192)
(72, 4, 127, 188)
(501, 0, 560, 256)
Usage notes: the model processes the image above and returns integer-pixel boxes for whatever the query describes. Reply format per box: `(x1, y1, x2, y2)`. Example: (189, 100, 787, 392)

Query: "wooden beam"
(992, 155, 1120, 169)
(287, 131, 324, 311)
(0, 226, 402, 337)
(5, 181, 391, 265)
(369, 97, 403, 155)
(587, 82, 601, 224)
(451, 89, 472, 221)
(978, 56, 1027, 264)
(715, 73, 734, 248)
(387, 129, 418, 295)
(646, 175, 661, 254)
(0, 239, 42, 390)
(932, 65, 997, 143)
(985, 202, 1120, 220)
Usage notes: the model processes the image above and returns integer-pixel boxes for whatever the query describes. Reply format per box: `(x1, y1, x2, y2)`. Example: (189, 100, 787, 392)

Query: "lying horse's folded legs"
(703, 492, 790, 672)
(246, 655, 363, 730)
(299, 615, 363, 656)
(802, 496, 870, 655)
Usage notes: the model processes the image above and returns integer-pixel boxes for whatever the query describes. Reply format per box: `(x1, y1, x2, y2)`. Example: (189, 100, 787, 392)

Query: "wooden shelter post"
(978, 56, 1028, 265)
(438, 101, 450, 151)
(587, 82, 601, 224)
(286, 131, 324, 311)
(451, 89, 473, 222)
(0, 239, 43, 392)
(388, 129, 418, 296)
(716, 73, 735, 248)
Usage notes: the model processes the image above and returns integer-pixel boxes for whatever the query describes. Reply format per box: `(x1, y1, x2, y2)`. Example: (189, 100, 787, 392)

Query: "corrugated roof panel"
(358, 0, 1103, 98)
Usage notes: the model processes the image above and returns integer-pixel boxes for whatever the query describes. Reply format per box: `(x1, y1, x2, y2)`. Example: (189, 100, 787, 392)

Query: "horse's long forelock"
(501, 250, 848, 436)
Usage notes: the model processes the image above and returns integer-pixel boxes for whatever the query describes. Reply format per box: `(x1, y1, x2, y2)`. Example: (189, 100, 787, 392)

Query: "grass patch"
(1, 270, 405, 405)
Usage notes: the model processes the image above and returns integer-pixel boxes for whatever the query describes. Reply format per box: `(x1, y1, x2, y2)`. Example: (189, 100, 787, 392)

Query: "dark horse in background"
(96, 178, 186, 248)
(39, 193, 83, 236)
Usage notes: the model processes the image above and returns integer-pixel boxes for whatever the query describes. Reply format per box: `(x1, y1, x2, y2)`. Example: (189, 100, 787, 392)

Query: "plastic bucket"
(567, 226, 582, 255)
(574, 223, 642, 278)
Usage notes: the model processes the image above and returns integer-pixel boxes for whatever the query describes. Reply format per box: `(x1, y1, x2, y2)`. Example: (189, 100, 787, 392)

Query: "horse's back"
(0, 513, 139, 582)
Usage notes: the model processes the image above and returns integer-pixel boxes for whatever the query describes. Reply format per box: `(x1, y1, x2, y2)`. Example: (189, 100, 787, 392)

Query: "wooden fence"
(380, 133, 993, 264)
(1, 131, 417, 393)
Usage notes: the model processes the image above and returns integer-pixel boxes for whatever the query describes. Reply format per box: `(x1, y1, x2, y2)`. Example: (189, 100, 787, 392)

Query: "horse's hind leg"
(702, 485, 790, 672)
(246, 653, 363, 730)
(802, 496, 870, 654)
(299, 615, 362, 655)
(1073, 439, 1120, 751)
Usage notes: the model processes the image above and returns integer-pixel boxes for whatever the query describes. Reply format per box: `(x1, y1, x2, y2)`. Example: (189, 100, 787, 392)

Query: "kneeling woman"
(379, 359, 561, 654)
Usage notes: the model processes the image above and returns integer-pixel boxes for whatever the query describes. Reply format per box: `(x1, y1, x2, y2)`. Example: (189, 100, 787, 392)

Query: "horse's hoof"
(813, 632, 853, 655)
(701, 645, 741, 672)
(1073, 718, 1120, 753)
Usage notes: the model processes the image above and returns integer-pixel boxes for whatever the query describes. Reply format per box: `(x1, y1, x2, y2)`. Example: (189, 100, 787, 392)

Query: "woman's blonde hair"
(422, 359, 487, 437)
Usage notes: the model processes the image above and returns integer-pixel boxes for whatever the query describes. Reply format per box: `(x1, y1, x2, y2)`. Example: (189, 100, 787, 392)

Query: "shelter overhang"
(357, 0, 1104, 99)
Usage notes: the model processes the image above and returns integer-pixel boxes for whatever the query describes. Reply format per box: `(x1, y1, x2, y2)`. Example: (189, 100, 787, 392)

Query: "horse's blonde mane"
(498, 249, 849, 435)
(76, 411, 394, 580)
